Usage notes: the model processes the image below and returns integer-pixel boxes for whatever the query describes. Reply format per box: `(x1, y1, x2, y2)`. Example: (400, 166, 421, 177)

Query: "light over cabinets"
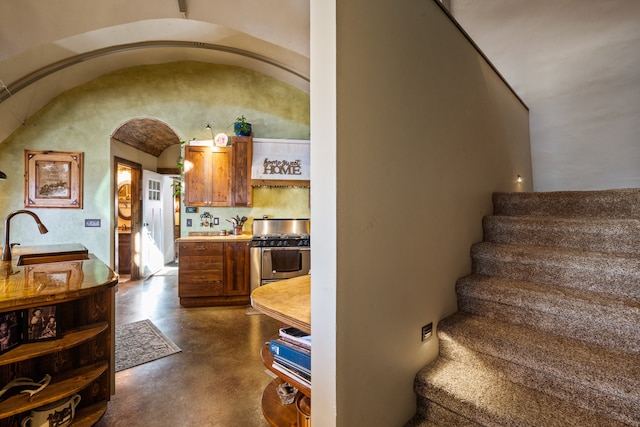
(183, 136, 252, 207)
(178, 239, 250, 307)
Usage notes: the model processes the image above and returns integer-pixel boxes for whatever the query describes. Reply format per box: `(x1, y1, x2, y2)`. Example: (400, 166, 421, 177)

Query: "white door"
(141, 170, 165, 278)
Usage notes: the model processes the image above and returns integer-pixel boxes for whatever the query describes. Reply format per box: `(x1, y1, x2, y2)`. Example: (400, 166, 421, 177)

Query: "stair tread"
(473, 241, 640, 264)
(438, 312, 640, 402)
(493, 189, 640, 218)
(416, 357, 633, 427)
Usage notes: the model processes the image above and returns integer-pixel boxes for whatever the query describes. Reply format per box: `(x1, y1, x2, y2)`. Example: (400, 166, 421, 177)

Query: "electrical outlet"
(214, 217, 219, 225)
(186, 219, 192, 227)
(421, 323, 433, 342)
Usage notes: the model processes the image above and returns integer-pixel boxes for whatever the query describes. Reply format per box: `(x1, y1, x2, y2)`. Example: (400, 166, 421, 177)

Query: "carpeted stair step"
(436, 312, 640, 425)
(471, 242, 640, 300)
(456, 274, 640, 353)
(483, 215, 640, 255)
(492, 188, 640, 218)
(406, 398, 482, 427)
(413, 356, 632, 427)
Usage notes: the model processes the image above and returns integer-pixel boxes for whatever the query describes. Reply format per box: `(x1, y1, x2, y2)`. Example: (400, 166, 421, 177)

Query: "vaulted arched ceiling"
(0, 0, 310, 147)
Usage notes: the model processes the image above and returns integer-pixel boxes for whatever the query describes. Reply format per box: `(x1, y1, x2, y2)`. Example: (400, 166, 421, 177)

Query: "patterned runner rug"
(115, 319, 181, 372)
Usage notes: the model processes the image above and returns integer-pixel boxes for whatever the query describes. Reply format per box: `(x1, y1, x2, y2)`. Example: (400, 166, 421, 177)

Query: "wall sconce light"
(205, 123, 214, 140)
(517, 175, 523, 183)
(0, 171, 6, 179)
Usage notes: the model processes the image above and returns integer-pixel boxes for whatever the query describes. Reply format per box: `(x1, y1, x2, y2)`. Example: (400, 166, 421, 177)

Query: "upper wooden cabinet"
(184, 137, 252, 207)
(232, 136, 253, 207)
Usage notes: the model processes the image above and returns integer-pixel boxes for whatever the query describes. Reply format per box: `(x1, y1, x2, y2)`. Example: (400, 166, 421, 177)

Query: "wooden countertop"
(251, 275, 310, 334)
(0, 254, 118, 311)
(177, 233, 253, 243)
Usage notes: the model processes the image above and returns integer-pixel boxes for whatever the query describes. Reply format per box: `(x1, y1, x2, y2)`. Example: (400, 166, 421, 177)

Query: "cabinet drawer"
(179, 280, 223, 297)
(179, 255, 223, 271)
(179, 269, 223, 283)
(178, 242, 224, 256)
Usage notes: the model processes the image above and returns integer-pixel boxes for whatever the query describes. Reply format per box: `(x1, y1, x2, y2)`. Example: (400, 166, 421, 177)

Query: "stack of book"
(269, 326, 311, 389)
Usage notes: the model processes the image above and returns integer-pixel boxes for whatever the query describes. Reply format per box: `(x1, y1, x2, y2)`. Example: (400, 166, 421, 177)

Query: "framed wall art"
(24, 150, 83, 208)
(23, 305, 62, 342)
(0, 310, 21, 354)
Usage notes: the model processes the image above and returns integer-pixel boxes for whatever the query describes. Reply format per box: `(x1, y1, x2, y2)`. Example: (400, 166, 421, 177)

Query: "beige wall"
(451, 0, 640, 191)
(311, 1, 531, 425)
(0, 62, 310, 264)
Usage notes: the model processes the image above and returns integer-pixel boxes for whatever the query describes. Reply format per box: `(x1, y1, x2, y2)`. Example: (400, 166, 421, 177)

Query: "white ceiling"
(0, 0, 310, 143)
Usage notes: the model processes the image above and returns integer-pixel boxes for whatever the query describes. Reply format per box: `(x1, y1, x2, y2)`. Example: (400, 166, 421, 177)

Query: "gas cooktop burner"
(254, 233, 310, 240)
(251, 218, 311, 247)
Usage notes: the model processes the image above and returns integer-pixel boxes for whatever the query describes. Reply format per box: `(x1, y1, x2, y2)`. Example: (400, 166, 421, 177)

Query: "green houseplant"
(171, 140, 187, 197)
(233, 115, 252, 136)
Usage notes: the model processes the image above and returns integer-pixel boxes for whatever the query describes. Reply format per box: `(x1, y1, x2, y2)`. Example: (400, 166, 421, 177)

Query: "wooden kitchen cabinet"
(184, 145, 232, 207)
(118, 232, 131, 274)
(178, 239, 251, 307)
(183, 137, 252, 207)
(231, 136, 253, 207)
(223, 241, 250, 296)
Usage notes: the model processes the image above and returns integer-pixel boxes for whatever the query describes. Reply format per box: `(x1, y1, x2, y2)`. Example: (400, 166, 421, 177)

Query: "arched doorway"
(112, 118, 181, 281)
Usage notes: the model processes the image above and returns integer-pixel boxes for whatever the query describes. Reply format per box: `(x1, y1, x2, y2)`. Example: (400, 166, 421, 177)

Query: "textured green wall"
(0, 61, 310, 264)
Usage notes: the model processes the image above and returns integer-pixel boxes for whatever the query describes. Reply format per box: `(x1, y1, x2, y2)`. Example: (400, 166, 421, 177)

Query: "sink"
(14, 243, 90, 266)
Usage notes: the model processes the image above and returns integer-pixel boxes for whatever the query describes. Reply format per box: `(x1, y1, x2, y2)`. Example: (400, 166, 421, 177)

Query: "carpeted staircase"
(408, 188, 640, 427)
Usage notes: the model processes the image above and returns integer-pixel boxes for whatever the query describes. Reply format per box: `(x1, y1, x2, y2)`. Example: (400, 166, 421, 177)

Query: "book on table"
(272, 359, 311, 389)
(269, 338, 311, 371)
(278, 327, 311, 349)
(273, 354, 310, 379)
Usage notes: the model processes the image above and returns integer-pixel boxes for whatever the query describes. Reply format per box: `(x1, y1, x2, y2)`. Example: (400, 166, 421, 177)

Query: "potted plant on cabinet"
(233, 115, 252, 136)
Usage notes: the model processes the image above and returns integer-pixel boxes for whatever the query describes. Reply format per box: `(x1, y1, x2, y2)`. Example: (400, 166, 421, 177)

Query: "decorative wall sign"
(24, 150, 83, 208)
(252, 139, 310, 183)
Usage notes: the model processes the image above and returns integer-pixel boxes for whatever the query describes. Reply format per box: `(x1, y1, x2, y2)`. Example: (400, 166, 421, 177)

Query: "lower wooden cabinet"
(118, 232, 131, 274)
(0, 264, 116, 427)
(178, 240, 250, 307)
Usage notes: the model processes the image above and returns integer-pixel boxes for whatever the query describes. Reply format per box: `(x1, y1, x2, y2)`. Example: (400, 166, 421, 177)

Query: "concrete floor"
(95, 264, 280, 426)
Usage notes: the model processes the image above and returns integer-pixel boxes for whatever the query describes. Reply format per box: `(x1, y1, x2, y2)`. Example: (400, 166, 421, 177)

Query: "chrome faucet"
(1, 210, 49, 262)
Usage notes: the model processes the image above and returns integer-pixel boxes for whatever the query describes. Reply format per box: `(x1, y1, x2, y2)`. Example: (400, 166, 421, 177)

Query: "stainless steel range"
(250, 218, 311, 291)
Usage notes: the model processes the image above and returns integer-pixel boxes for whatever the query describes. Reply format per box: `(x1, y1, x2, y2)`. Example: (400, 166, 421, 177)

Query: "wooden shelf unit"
(251, 276, 311, 426)
(0, 255, 117, 427)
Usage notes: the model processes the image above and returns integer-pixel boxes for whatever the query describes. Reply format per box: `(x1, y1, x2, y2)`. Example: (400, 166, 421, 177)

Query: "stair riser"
(413, 396, 482, 427)
(472, 252, 640, 300)
(456, 278, 640, 343)
(437, 313, 640, 403)
(438, 339, 640, 427)
(459, 297, 640, 354)
(492, 189, 640, 218)
(483, 216, 640, 254)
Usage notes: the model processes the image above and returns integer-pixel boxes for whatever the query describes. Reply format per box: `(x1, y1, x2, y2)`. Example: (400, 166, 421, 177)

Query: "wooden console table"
(251, 275, 311, 426)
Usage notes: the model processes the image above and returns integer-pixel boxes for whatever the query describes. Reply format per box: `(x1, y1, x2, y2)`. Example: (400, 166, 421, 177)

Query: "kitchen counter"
(0, 252, 118, 310)
(177, 232, 253, 243)
(250, 274, 310, 334)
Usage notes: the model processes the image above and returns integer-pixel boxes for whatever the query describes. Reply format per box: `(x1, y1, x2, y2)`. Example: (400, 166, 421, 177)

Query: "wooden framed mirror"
(118, 181, 131, 220)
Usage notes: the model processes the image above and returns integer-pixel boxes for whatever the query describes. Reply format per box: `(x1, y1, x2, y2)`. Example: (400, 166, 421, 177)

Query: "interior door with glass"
(141, 170, 165, 278)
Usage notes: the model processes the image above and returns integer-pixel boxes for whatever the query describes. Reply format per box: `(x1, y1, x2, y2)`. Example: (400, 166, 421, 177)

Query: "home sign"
(252, 138, 310, 181)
